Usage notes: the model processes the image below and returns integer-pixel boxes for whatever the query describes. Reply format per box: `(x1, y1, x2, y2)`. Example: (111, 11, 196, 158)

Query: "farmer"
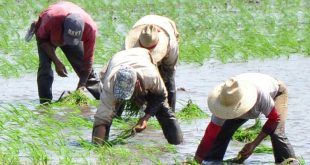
(92, 48, 183, 145)
(195, 73, 296, 164)
(124, 15, 179, 112)
(25, 1, 100, 104)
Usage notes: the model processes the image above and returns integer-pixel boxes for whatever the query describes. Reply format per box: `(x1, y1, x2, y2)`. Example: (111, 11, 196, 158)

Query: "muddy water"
(174, 55, 310, 164)
(0, 55, 309, 164)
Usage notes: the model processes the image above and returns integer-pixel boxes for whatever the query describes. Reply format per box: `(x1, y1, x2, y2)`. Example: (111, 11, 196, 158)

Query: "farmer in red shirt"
(25, 1, 100, 104)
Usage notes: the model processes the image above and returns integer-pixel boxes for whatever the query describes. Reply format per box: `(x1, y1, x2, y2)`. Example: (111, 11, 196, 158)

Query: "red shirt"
(36, 1, 97, 72)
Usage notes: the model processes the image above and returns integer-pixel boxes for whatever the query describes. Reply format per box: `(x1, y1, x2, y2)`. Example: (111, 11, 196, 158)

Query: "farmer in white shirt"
(195, 73, 296, 164)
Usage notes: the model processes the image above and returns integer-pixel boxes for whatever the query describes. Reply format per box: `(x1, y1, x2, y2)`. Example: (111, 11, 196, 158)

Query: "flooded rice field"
(0, 55, 309, 164)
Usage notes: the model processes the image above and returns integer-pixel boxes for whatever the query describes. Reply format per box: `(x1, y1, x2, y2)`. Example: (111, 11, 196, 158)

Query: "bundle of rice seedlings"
(176, 100, 207, 120)
(233, 119, 262, 142)
(57, 90, 91, 106)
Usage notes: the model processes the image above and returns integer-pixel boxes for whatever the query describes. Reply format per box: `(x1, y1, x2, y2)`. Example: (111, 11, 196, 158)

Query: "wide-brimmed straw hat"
(125, 24, 169, 64)
(113, 66, 137, 100)
(207, 78, 257, 119)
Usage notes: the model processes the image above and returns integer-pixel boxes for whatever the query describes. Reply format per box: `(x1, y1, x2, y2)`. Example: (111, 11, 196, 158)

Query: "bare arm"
(239, 107, 280, 160)
(239, 131, 268, 159)
(40, 42, 68, 77)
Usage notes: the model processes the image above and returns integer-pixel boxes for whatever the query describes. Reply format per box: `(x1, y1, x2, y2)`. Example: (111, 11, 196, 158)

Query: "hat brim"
(115, 85, 135, 100)
(63, 33, 81, 45)
(125, 25, 169, 64)
(207, 80, 258, 119)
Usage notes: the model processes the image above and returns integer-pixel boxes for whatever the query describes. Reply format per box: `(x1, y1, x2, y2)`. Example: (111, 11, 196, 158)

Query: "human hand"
(55, 61, 68, 77)
(133, 118, 148, 133)
(239, 142, 256, 160)
(77, 85, 87, 92)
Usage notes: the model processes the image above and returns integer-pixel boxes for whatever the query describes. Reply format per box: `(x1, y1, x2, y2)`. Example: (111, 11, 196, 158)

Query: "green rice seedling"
(176, 100, 208, 121)
(112, 117, 137, 130)
(147, 118, 161, 129)
(96, 145, 133, 164)
(27, 142, 49, 165)
(107, 128, 136, 146)
(1, 0, 308, 77)
(59, 154, 73, 165)
(149, 158, 166, 165)
(160, 144, 177, 154)
(0, 149, 20, 165)
(233, 118, 262, 142)
(116, 100, 161, 129)
(121, 99, 141, 119)
(297, 157, 306, 165)
(57, 90, 93, 106)
(66, 115, 93, 128)
(254, 144, 273, 154)
(0, 57, 20, 78)
(135, 143, 161, 155)
(178, 156, 200, 165)
(77, 138, 97, 150)
(0, 104, 101, 164)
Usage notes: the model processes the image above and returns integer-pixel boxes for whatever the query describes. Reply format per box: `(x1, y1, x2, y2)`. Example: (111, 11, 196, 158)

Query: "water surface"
(0, 55, 309, 164)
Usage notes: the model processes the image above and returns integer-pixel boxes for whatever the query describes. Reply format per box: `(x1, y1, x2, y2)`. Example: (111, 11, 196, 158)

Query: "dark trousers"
(205, 81, 296, 163)
(37, 43, 100, 104)
(159, 64, 176, 112)
(113, 101, 183, 145)
(155, 105, 183, 145)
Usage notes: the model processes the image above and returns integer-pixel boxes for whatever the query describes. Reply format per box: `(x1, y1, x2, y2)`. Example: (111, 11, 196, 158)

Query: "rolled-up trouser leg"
(37, 44, 54, 104)
(205, 119, 247, 161)
(271, 80, 296, 163)
(155, 106, 183, 145)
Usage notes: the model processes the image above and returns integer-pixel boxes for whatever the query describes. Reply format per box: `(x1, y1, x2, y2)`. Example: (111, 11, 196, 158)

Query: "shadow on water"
(0, 55, 309, 164)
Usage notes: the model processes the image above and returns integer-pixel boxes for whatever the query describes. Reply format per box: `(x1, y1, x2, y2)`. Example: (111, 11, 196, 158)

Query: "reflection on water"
(0, 55, 309, 164)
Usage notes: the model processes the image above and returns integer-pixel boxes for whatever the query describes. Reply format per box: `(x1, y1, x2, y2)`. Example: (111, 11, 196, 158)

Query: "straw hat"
(207, 78, 257, 119)
(125, 24, 169, 64)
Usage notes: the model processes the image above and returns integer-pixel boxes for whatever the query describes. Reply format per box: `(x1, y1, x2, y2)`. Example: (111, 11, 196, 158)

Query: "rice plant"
(176, 100, 208, 121)
(233, 118, 262, 142)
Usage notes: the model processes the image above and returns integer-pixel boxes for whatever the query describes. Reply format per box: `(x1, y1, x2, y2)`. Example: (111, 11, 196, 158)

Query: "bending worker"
(195, 73, 296, 164)
(124, 15, 179, 112)
(26, 1, 100, 103)
(92, 48, 183, 145)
